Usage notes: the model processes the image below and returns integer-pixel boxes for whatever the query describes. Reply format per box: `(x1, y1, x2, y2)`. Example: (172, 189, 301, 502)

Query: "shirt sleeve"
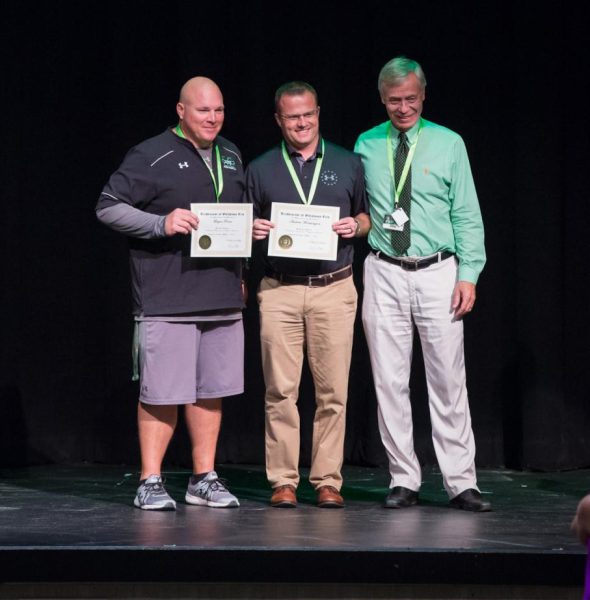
(449, 138, 486, 283)
(96, 203, 166, 239)
(96, 146, 158, 211)
(96, 146, 165, 239)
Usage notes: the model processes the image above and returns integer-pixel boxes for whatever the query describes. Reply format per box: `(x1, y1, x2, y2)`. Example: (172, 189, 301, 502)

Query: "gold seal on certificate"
(268, 202, 340, 261)
(190, 203, 253, 257)
(198, 235, 212, 249)
(278, 235, 293, 249)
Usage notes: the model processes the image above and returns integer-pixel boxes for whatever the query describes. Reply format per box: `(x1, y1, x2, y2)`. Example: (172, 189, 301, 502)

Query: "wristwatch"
(353, 218, 361, 237)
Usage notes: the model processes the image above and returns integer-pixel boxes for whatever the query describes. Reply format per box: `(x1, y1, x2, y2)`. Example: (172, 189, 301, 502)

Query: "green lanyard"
(281, 139, 325, 205)
(175, 123, 223, 201)
(386, 120, 422, 208)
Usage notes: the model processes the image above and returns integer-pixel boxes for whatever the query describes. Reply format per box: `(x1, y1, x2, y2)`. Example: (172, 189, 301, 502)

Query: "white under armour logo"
(321, 170, 338, 186)
(178, 162, 189, 169)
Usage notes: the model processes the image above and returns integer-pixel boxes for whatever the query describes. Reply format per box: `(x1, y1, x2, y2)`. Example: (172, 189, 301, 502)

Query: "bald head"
(176, 76, 224, 149)
(179, 76, 221, 104)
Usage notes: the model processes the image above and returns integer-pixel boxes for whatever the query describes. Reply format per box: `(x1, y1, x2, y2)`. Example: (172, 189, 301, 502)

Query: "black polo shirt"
(245, 138, 367, 276)
(97, 128, 245, 316)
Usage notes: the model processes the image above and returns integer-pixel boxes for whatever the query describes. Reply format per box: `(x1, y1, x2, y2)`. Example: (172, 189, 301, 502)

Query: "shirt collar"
(390, 119, 422, 145)
(169, 126, 217, 151)
(285, 135, 324, 160)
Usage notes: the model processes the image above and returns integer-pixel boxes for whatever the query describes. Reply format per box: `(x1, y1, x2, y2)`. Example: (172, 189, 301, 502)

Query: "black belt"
(371, 249, 454, 271)
(265, 265, 352, 287)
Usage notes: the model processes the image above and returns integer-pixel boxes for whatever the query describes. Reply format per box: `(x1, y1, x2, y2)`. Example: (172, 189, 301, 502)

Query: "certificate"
(268, 202, 340, 261)
(190, 203, 252, 257)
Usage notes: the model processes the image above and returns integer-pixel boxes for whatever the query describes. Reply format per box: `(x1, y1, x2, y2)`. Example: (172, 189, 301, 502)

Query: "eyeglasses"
(278, 108, 320, 123)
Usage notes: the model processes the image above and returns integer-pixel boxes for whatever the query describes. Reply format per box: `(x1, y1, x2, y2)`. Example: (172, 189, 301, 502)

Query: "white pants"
(362, 252, 478, 498)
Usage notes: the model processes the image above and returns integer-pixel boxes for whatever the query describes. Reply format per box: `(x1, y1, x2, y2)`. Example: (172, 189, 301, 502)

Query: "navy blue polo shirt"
(245, 138, 368, 276)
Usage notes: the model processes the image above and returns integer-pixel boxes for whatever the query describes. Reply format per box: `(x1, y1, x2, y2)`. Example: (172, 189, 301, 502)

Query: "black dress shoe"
(383, 486, 419, 508)
(449, 488, 492, 512)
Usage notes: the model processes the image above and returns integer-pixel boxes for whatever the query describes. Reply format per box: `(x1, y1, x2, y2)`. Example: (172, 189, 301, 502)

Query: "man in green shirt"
(355, 56, 490, 512)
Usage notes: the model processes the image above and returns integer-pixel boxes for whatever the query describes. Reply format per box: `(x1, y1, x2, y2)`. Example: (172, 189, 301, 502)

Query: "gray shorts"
(137, 319, 244, 405)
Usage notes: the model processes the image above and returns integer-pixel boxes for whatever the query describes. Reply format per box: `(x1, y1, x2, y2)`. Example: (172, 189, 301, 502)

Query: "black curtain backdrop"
(1, 1, 588, 472)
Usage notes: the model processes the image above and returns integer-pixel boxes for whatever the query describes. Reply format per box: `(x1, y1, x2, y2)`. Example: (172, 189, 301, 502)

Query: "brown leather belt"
(265, 265, 352, 287)
(371, 250, 454, 271)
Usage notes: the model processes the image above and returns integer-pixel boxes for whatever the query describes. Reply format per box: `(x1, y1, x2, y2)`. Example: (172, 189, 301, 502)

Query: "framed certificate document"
(190, 203, 253, 258)
(268, 202, 340, 261)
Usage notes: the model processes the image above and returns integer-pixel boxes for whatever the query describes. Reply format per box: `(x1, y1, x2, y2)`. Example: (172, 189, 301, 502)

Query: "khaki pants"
(257, 275, 358, 490)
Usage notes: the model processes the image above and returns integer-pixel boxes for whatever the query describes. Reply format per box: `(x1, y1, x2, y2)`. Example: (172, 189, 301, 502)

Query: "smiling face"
(176, 77, 224, 149)
(380, 72, 425, 132)
(274, 91, 320, 156)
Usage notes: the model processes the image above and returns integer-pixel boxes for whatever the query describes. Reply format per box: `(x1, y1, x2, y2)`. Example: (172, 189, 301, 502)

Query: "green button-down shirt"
(354, 118, 485, 283)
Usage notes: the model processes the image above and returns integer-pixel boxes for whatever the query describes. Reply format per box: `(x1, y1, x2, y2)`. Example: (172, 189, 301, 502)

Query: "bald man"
(97, 77, 245, 510)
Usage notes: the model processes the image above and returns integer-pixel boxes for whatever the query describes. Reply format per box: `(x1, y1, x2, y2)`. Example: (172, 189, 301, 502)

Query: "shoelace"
(200, 477, 229, 497)
(146, 481, 164, 492)
(142, 478, 168, 497)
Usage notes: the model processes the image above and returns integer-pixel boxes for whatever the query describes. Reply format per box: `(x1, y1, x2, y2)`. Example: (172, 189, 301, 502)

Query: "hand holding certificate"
(190, 203, 253, 257)
(268, 202, 340, 261)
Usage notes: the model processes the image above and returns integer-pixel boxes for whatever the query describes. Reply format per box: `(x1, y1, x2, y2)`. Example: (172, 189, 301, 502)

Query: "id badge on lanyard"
(383, 121, 422, 231)
(383, 207, 409, 231)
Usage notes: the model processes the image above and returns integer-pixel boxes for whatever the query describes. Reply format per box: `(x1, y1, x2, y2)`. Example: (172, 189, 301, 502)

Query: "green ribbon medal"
(281, 139, 325, 205)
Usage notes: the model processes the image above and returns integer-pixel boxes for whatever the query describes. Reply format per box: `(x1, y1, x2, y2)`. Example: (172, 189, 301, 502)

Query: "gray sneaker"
(134, 474, 176, 511)
(185, 471, 240, 507)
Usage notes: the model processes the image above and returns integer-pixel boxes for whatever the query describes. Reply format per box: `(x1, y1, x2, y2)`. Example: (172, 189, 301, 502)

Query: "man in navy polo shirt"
(246, 81, 370, 509)
(97, 77, 244, 511)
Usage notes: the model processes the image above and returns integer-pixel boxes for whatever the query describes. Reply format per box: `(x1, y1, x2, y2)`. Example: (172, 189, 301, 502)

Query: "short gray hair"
(378, 57, 427, 94)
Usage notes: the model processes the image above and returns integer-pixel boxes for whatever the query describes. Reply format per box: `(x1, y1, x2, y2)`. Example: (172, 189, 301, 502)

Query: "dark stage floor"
(0, 464, 587, 594)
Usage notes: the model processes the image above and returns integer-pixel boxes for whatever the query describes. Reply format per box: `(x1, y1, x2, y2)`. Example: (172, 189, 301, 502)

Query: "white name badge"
(383, 208, 408, 232)
(391, 207, 409, 226)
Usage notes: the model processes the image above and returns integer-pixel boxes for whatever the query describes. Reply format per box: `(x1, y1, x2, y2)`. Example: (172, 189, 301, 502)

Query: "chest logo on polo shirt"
(178, 162, 189, 169)
(321, 170, 338, 186)
(222, 156, 237, 171)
